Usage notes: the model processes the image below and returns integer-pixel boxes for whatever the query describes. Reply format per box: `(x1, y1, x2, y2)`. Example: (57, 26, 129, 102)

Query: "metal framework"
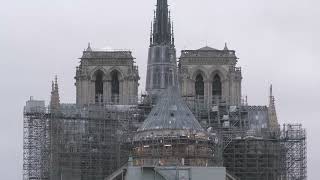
(281, 124, 307, 180)
(223, 136, 282, 180)
(23, 96, 307, 180)
(182, 96, 307, 180)
(23, 104, 145, 180)
(131, 134, 217, 167)
(23, 110, 50, 180)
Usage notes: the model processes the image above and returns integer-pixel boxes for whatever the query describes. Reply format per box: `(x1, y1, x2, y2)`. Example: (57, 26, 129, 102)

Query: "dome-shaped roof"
(138, 87, 204, 132)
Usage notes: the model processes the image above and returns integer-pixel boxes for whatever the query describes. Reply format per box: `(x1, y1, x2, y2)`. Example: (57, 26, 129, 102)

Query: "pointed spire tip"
(86, 42, 92, 51)
(224, 42, 229, 50)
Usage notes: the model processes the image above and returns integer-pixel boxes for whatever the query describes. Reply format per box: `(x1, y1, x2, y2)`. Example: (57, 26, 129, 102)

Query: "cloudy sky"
(0, 0, 319, 179)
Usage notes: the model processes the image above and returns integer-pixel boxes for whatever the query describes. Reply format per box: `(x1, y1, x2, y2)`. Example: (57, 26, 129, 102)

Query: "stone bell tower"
(75, 44, 140, 106)
(179, 43, 242, 106)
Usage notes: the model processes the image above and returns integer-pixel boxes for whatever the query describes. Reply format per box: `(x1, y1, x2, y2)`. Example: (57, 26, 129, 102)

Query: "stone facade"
(179, 45, 242, 106)
(75, 45, 139, 106)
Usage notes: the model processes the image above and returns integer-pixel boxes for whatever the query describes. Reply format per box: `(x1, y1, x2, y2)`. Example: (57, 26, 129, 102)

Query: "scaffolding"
(23, 96, 307, 180)
(281, 124, 307, 180)
(182, 96, 249, 130)
(131, 133, 217, 167)
(223, 135, 282, 180)
(23, 110, 50, 180)
(50, 106, 128, 179)
(182, 96, 307, 180)
(23, 103, 146, 180)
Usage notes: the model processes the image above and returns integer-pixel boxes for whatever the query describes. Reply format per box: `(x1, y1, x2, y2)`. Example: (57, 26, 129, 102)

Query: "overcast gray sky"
(0, 0, 319, 179)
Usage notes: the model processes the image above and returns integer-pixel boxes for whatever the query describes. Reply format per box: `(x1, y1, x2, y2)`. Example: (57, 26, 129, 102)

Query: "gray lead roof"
(138, 87, 204, 132)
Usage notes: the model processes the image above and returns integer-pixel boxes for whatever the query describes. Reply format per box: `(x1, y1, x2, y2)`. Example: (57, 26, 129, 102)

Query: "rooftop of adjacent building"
(180, 44, 237, 58)
(198, 46, 219, 51)
(81, 43, 134, 59)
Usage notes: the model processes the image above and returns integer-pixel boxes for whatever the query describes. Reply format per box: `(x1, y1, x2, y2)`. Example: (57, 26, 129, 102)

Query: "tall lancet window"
(195, 74, 204, 97)
(153, 67, 161, 89)
(169, 69, 173, 86)
(95, 70, 104, 103)
(212, 75, 222, 96)
(111, 71, 120, 103)
(164, 67, 169, 87)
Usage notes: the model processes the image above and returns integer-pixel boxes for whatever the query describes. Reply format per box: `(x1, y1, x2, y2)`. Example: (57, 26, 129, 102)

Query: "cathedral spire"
(52, 81, 55, 92)
(151, 0, 173, 46)
(268, 84, 279, 131)
(50, 76, 60, 112)
(54, 76, 59, 90)
(146, 0, 177, 95)
(150, 22, 153, 45)
(224, 42, 229, 51)
(269, 84, 275, 108)
(86, 42, 92, 51)
(171, 21, 175, 45)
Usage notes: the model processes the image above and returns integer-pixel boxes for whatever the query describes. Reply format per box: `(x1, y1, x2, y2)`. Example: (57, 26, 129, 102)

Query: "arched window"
(111, 71, 120, 103)
(195, 74, 204, 97)
(95, 70, 104, 103)
(212, 74, 222, 96)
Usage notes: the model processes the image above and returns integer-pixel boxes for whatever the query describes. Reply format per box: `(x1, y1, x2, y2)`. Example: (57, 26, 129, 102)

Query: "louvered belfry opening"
(195, 74, 205, 98)
(111, 70, 120, 103)
(212, 74, 222, 96)
(95, 70, 104, 103)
